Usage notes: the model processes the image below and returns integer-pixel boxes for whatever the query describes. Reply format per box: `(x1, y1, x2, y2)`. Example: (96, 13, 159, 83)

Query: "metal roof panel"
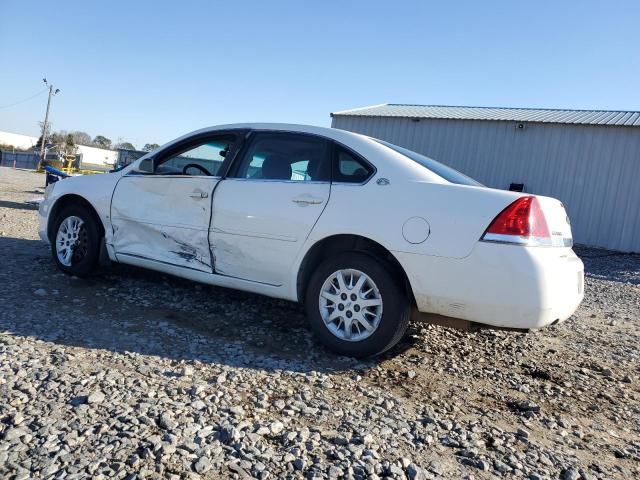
(331, 104, 640, 127)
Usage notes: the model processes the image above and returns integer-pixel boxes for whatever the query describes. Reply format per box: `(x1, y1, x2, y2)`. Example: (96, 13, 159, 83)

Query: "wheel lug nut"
(341, 293, 347, 300)
(354, 305, 360, 312)
(338, 304, 344, 311)
(350, 293, 357, 301)
(346, 311, 352, 318)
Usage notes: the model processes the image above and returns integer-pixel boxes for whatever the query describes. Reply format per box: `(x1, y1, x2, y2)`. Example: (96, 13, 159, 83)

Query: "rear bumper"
(395, 243, 584, 330)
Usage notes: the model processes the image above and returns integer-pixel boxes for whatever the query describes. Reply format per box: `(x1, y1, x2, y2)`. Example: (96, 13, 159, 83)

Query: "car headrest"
(262, 155, 292, 180)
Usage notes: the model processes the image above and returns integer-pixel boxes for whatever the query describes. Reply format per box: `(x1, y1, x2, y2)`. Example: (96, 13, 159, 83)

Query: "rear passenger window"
(231, 133, 330, 182)
(333, 148, 374, 183)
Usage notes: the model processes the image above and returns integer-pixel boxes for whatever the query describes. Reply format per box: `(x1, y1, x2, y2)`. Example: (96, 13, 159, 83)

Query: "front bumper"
(38, 193, 53, 244)
(395, 243, 584, 330)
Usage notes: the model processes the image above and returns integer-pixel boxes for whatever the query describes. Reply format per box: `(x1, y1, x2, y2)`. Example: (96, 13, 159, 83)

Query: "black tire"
(305, 251, 411, 358)
(50, 204, 101, 277)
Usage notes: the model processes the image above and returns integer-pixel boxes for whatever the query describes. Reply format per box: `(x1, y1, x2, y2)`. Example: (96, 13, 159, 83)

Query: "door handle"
(292, 195, 323, 205)
(189, 190, 208, 199)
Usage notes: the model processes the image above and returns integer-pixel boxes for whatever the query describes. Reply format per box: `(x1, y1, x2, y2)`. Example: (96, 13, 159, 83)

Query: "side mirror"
(136, 157, 154, 174)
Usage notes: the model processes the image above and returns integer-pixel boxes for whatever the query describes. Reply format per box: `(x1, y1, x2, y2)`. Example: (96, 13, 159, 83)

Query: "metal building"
(331, 104, 640, 252)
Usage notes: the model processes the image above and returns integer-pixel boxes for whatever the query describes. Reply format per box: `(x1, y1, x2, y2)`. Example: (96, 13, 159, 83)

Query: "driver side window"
(153, 135, 236, 176)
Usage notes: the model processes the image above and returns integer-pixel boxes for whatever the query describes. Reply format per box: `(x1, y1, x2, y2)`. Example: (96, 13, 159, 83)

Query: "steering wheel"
(182, 163, 212, 176)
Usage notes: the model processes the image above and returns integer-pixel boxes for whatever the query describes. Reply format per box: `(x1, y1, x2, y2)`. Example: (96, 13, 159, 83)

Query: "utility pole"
(37, 78, 60, 170)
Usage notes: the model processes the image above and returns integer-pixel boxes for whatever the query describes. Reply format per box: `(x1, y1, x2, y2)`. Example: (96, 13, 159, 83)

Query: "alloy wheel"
(55, 216, 88, 266)
(318, 269, 383, 342)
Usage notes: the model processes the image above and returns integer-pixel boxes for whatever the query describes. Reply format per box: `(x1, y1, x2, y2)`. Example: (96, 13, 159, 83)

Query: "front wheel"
(51, 205, 101, 277)
(305, 252, 410, 358)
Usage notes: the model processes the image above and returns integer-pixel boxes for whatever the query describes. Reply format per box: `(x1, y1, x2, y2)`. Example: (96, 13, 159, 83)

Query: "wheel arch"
(296, 234, 416, 306)
(48, 194, 105, 242)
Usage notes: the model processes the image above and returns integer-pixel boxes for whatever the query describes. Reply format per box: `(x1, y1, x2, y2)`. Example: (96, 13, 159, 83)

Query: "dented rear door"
(110, 175, 218, 272)
(210, 131, 331, 286)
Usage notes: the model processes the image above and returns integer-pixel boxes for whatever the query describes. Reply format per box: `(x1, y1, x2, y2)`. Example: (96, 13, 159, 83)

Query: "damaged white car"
(39, 124, 584, 357)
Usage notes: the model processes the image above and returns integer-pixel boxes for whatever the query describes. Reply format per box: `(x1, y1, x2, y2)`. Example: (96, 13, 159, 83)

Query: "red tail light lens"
(482, 196, 551, 245)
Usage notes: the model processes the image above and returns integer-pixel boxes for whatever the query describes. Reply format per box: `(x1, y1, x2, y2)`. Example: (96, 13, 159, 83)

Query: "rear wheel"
(51, 205, 101, 277)
(305, 252, 410, 358)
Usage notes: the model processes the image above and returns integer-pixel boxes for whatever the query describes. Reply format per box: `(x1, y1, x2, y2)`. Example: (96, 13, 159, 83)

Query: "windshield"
(373, 139, 483, 187)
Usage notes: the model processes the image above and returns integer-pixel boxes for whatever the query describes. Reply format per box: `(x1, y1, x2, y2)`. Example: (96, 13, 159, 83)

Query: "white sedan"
(39, 124, 584, 357)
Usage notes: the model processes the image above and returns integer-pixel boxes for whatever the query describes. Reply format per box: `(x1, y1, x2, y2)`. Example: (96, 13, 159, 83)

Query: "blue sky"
(1, 0, 639, 148)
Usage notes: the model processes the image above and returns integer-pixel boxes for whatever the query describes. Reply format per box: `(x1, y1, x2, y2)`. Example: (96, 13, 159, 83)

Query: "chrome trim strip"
(481, 233, 553, 247)
(221, 178, 330, 185)
(124, 174, 222, 179)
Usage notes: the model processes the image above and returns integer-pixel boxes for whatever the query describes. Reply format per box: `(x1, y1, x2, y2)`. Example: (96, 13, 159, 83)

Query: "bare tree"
(70, 131, 92, 146)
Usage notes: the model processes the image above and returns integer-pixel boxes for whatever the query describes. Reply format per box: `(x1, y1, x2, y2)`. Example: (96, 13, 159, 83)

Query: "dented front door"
(110, 176, 217, 272)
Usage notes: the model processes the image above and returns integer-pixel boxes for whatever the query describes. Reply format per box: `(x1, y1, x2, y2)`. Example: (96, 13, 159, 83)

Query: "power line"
(0, 88, 48, 109)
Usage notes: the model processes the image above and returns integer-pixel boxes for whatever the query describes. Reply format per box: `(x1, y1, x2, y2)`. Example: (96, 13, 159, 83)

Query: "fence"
(0, 151, 40, 170)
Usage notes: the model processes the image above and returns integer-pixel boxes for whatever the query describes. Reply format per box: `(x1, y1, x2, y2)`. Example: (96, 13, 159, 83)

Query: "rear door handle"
(189, 190, 208, 199)
(292, 195, 323, 205)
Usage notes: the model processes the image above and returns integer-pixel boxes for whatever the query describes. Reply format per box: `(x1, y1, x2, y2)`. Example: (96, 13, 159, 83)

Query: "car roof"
(136, 123, 447, 184)
(186, 123, 371, 147)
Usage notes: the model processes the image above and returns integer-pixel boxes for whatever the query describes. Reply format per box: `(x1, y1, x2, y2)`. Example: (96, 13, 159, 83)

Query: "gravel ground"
(0, 166, 638, 480)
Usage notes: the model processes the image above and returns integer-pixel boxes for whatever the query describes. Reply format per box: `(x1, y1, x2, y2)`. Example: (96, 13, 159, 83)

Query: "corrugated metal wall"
(331, 116, 640, 252)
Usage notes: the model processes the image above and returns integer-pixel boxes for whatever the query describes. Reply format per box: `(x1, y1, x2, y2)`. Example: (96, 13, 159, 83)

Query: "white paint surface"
(211, 178, 330, 285)
(111, 175, 217, 271)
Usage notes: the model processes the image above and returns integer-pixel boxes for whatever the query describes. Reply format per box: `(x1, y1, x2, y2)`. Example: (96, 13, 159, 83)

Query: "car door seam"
(108, 174, 126, 244)
(302, 141, 334, 243)
(208, 173, 226, 274)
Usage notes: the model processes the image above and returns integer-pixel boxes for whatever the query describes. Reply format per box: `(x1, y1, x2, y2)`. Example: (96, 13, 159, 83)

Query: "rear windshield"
(373, 139, 483, 187)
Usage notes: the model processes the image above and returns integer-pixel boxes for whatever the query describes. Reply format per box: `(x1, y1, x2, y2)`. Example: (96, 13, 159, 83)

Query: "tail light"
(481, 196, 551, 246)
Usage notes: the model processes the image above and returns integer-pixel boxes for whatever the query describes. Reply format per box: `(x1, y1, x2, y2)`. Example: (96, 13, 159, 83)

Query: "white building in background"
(76, 144, 118, 166)
(0, 130, 38, 150)
(0, 130, 118, 167)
